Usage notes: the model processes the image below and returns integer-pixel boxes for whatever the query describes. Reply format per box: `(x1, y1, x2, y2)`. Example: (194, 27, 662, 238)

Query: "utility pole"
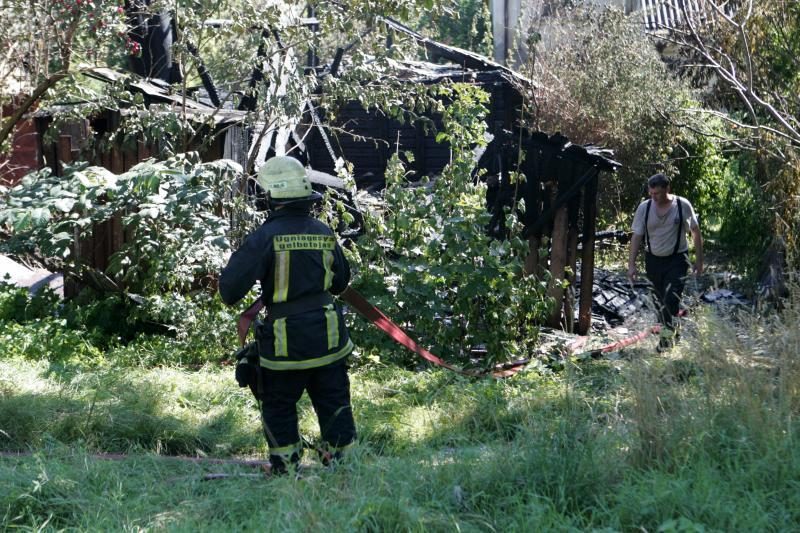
(490, 0, 522, 65)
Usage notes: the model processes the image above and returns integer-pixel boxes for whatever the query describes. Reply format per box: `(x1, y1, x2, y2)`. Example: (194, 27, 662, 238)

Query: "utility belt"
(266, 292, 333, 320)
(234, 341, 261, 399)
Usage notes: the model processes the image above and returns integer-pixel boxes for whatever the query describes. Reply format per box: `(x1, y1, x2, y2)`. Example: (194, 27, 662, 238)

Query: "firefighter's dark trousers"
(260, 361, 356, 472)
(645, 251, 690, 330)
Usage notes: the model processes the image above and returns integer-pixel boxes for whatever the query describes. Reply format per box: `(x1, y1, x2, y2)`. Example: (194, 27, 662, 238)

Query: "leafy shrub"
(347, 84, 550, 368)
(717, 155, 771, 273)
(0, 281, 61, 323)
(673, 135, 730, 222)
(0, 153, 251, 295)
(0, 152, 260, 339)
(0, 283, 105, 365)
(0, 280, 239, 366)
(0, 318, 105, 366)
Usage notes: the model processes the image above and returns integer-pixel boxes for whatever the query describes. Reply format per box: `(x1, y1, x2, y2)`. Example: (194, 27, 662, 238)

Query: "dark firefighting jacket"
(219, 207, 353, 370)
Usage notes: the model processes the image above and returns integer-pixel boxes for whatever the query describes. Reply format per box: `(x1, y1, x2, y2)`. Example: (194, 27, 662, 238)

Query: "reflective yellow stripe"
(272, 250, 290, 303)
(270, 441, 301, 457)
(260, 339, 353, 370)
(323, 250, 334, 290)
(325, 305, 339, 350)
(273, 318, 288, 357)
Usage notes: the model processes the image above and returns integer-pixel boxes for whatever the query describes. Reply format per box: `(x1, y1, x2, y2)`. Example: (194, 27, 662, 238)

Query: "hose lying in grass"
(571, 307, 690, 358)
(236, 288, 531, 379)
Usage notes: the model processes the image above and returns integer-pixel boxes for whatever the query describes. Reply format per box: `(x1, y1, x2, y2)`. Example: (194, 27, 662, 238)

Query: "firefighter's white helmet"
(257, 156, 321, 203)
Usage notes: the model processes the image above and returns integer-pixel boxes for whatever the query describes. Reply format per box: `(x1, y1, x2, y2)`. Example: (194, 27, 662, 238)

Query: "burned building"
(301, 19, 620, 333)
(5, 15, 620, 334)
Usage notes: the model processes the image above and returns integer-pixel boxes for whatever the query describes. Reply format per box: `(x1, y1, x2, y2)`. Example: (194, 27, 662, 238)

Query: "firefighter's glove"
(234, 342, 261, 399)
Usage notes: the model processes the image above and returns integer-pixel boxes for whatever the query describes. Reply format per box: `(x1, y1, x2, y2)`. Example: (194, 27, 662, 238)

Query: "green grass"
(3, 297, 800, 530)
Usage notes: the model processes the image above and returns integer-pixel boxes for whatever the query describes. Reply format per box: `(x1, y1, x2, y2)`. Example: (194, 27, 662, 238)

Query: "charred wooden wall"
(305, 82, 521, 188)
(1, 100, 42, 187)
(305, 81, 616, 334)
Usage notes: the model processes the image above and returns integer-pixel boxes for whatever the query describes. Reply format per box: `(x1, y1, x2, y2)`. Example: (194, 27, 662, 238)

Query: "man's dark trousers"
(260, 361, 356, 470)
(645, 252, 690, 329)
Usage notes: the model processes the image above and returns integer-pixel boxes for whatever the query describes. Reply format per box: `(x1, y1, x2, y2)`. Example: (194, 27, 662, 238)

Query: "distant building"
(490, 0, 734, 65)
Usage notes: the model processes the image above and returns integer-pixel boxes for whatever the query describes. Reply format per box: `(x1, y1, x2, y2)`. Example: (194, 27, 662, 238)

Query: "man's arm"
(219, 232, 269, 305)
(628, 232, 643, 282)
(691, 225, 703, 275)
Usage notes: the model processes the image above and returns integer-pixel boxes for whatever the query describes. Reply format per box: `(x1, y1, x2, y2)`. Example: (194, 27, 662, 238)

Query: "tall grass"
(2, 292, 800, 530)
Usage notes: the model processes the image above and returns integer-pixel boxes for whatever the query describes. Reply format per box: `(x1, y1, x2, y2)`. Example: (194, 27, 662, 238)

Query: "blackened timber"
(526, 165, 599, 237)
(564, 165, 582, 332)
(523, 162, 543, 276)
(379, 111, 389, 171)
(186, 41, 221, 107)
(578, 172, 599, 335)
(415, 121, 427, 178)
(547, 201, 569, 328)
(238, 29, 271, 111)
(330, 47, 345, 77)
(305, 5, 318, 75)
(524, 235, 541, 277)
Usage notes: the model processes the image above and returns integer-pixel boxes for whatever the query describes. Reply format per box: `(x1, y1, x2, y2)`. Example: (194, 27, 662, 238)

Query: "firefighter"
(219, 156, 356, 474)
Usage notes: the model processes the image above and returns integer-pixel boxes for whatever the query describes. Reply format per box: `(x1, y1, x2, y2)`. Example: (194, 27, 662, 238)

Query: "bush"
(0, 154, 250, 295)
(673, 135, 730, 223)
(0, 281, 240, 367)
(525, 5, 698, 225)
(716, 155, 771, 274)
(0, 281, 61, 323)
(346, 84, 550, 368)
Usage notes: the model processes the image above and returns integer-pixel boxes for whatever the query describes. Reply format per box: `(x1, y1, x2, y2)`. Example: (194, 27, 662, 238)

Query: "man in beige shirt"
(628, 173, 703, 349)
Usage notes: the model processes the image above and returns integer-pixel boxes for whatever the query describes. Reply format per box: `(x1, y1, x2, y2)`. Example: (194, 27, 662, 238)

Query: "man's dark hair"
(647, 173, 670, 189)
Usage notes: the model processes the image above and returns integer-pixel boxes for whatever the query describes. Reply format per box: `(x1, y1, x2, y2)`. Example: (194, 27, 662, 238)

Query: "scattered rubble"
(533, 267, 754, 365)
(702, 288, 749, 307)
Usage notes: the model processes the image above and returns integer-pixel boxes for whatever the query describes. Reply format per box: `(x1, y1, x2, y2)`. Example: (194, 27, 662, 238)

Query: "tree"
(522, 5, 697, 223)
(0, 0, 446, 166)
(662, 1, 800, 264)
(418, 0, 493, 57)
(0, 0, 130, 150)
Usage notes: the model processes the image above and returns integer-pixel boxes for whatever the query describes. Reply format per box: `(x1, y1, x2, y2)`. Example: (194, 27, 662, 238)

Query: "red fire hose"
(237, 287, 529, 378)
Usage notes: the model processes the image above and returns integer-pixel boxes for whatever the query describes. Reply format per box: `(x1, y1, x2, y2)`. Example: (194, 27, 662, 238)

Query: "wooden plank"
(138, 139, 151, 160)
(100, 145, 111, 169)
(35, 117, 51, 171)
(123, 146, 137, 171)
(563, 185, 582, 333)
(111, 213, 124, 256)
(523, 176, 543, 277)
(524, 235, 541, 277)
(111, 144, 124, 173)
(56, 134, 81, 297)
(57, 135, 72, 176)
(93, 220, 109, 271)
(378, 116, 389, 174)
(577, 171, 599, 335)
(546, 203, 569, 328)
